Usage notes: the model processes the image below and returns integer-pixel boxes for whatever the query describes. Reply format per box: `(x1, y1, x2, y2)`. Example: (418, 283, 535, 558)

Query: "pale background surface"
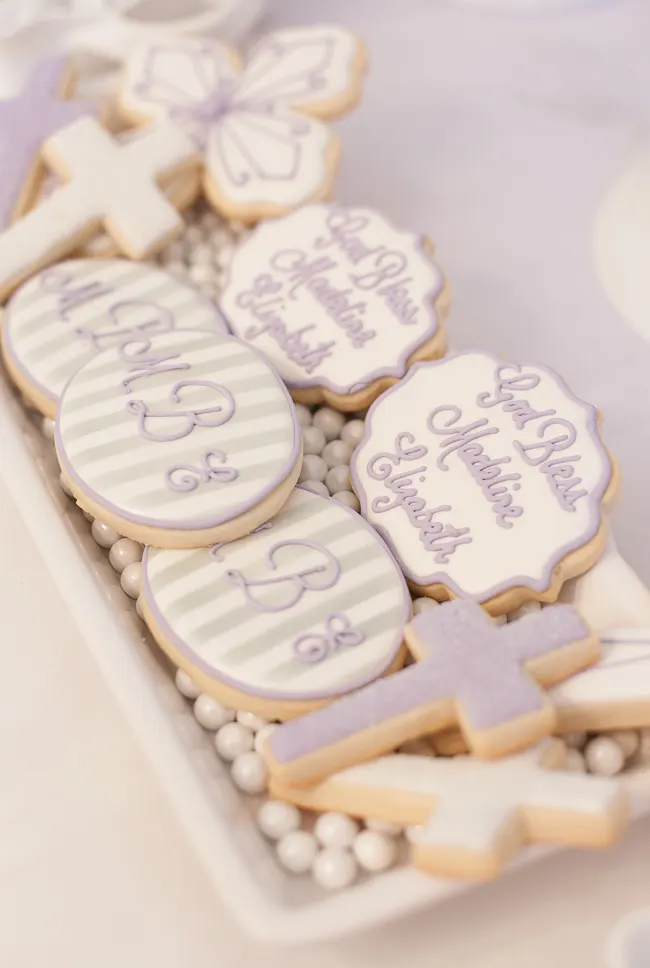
(3, 0, 650, 965)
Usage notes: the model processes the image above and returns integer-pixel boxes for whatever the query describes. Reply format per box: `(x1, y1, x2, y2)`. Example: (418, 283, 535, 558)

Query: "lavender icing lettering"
(165, 450, 238, 493)
(80, 300, 175, 353)
(209, 521, 273, 563)
(476, 364, 555, 430)
(428, 405, 524, 529)
(40, 267, 113, 320)
(224, 540, 341, 613)
(292, 613, 365, 664)
(515, 418, 588, 510)
(126, 379, 236, 443)
(366, 432, 472, 562)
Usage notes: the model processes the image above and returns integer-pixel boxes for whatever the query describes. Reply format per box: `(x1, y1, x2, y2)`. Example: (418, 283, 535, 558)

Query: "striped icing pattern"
(143, 487, 410, 699)
(3, 259, 228, 405)
(56, 329, 299, 530)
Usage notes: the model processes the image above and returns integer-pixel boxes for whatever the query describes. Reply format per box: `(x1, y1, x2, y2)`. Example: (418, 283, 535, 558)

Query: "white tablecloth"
(3, 1, 650, 965)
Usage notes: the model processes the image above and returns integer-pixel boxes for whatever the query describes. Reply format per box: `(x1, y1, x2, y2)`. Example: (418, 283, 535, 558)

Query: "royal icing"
(120, 27, 365, 217)
(272, 742, 626, 868)
(0, 57, 95, 229)
(141, 487, 409, 704)
(266, 600, 593, 771)
(0, 116, 198, 298)
(351, 351, 613, 601)
(553, 630, 650, 725)
(56, 329, 300, 533)
(3, 260, 228, 410)
(219, 204, 446, 397)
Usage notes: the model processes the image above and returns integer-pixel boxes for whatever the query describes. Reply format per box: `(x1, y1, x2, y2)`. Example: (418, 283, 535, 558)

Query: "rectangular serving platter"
(2, 370, 650, 945)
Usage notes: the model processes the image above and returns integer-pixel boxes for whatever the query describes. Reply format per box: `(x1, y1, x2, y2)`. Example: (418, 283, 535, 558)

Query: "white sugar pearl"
(254, 723, 277, 752)
(564, 749, 586, 773)
(59, 473, 74, 498)
(295, 403, 312, 427)
(299, 454, 328, 483)
(312, 848, 357, 890)
(162, 240, 184, 262)
(563, 731, 587, 749)
(189, 242, 213, 265)
(321, 439, 353, 468)
(120, 561, 141, 598)
(164, 260, 188, 278)
(184, 224, 204, 247)
(236, 710, 269, 731)
(91, 519, 120, 549)
(302, 425, 326, 455)
(353, 830, 397, 872)
(507, 601, 541, 621)
(194, 694, 234, 730)
(325, 464, 350, 494)
(189, 264, 216, 287)
(331, 491, 360, 512)
(340, 419, 365, 446)
(313, 407, 346, 441)
(277, 830, 318, 873)
(214, 722, 254, 761)
(300, 480, 329, 497)
(584, 736, 625, 776)
(607, 730, 640, 759)
(200, 210, 221, 231)
(365, 818, 403, 837)
(258, 800, 301, 840)
(314, 812, 358, 848)
(41, 416, 55, 441)
(109, 537, 142, 574)
(412, 597, 439, 615)
(175, 668, 201, 699)
(231, 751, 268, 794)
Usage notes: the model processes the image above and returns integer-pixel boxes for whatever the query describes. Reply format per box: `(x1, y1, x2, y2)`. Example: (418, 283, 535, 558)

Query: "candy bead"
(120, 561, 141, 598)
(365, 818, 403, 837)
(59, 473, 74, 498)
(312, 848, 357, 890)
(184, 224, 204, 247)
(91, 519, 120, 549)
(258, 800, 301, 840)
(194, 694, 234, 730)
(340, 419, 365, 446)
(294, 404, 312, 427)
(314, 812, 358, 848)
(312, 407, 346, 441)
(162, 240, 184, 262)
(214, 722, 254, 761)
(607, 730, 639, 759)
(302, 425, 326, 455)
(325, 464, 350, 494)
(189, 242, 213, 265)
(231, 751, 268, 794)
(564, 749, 586, 773)
(254, 723, 277, 752)
(353, 830, 397, 872)
(321, 439, 353, 468)
(299, 454, 328, 483)
(175, 668, 201, 699)
(189, 264, 216, 287)
(300, 480, 329, 497)
(563, 731, 587, 749)
(236, 710, 269, 731)
(163, 260, 187, 278)
(584, 736, 625, 776)
(109, 537, 142, 574)
(276, 830, 318, 873)
(331, 491, 360, 512)
(412, 597, 439, 615)
(41, 416, 55, 441)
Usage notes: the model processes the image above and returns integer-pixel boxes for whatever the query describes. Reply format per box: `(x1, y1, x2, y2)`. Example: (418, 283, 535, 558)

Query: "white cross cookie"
(0, 116, 200, 299)
(270, 739, 629, 880)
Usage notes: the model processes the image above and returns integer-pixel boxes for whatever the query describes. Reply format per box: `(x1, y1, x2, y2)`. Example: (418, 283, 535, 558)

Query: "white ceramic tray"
(3, 371, 650, 945)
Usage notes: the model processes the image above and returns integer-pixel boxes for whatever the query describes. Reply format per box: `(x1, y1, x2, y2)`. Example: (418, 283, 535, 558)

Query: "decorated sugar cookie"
(263, 600, 599, 786)
(220, 204, 450, 410)
(1, 260, 229, 417)
(140, 486, 410, 718)
(270, 740, 629, 880)
(119, 26, 367, 222)
(0, 56, 95, 230)
(0, 116, 200, 300)
(553, 629, 650, 732)
(56, 329, 301, 548)
(351, 351, 618, 614)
